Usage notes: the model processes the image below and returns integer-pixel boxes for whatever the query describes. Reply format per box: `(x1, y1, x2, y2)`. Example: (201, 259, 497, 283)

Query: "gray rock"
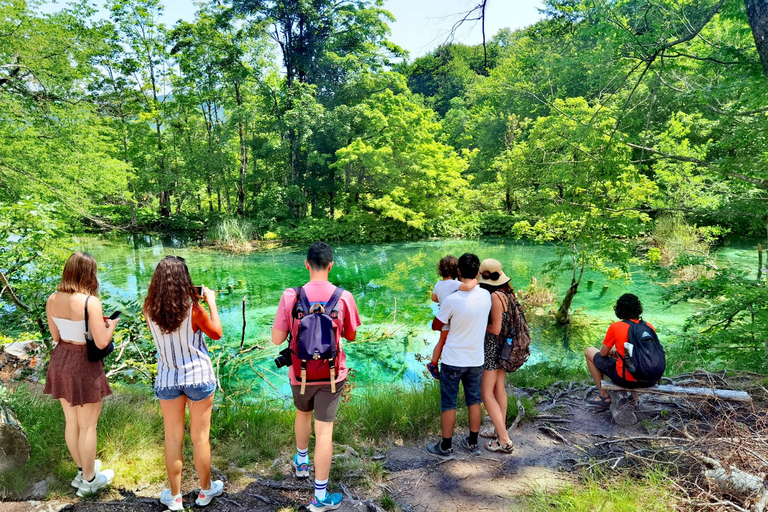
(28, 479, 48, 500)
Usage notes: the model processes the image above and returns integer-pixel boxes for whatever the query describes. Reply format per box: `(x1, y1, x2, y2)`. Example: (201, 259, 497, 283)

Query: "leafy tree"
(0, 201, 69, 337)
(503, 98, 656, 324)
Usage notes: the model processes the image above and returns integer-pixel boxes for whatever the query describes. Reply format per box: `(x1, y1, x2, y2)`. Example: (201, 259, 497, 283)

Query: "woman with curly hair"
(143, 256, 224, 511)
(585, 293, 656, 407)
(45, 252, 118, 496)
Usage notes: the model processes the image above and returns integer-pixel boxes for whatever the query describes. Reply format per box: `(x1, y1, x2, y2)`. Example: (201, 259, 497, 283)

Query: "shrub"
(207, 218, 256, 252)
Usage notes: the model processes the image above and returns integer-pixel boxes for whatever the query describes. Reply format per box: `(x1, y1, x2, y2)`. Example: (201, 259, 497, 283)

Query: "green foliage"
(527, 470, 677, 511)
(0, 201, 70, 336)
(664, 260, 768, 373)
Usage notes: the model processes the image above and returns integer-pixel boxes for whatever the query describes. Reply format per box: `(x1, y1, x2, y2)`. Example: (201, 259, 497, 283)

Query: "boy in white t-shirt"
(427, 255, 476, 379)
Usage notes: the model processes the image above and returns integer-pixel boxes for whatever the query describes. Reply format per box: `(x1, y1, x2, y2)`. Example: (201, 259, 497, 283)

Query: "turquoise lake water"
(78, 236, 760, 394)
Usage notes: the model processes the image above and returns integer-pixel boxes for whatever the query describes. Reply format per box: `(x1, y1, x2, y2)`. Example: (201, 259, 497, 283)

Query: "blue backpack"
(291, 286, 344, 394)
(620, 320, 666, 384)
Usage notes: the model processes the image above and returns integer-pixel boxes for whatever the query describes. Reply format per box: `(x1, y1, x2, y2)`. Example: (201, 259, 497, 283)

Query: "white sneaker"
(159, 489, 184, 511)
(195, 479, 224, 506)
(71, 459, 102, 488)
(76, 469, 114, 496)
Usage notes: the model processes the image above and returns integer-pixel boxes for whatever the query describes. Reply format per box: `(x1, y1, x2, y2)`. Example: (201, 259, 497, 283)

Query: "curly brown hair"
(57, 252, 99, 296)
(143, 256, 199, 334)
(437, 255, 459, 279)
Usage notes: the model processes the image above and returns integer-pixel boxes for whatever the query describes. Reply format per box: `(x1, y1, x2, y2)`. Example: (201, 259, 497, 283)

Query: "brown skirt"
(43, 342, 112, 406)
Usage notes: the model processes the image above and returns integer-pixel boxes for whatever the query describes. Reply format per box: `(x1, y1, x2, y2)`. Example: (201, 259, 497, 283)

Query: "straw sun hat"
(477, 259, 510, 286)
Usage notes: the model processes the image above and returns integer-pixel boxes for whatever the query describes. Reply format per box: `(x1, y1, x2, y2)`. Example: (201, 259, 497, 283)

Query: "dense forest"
(2, 0, 768, 363)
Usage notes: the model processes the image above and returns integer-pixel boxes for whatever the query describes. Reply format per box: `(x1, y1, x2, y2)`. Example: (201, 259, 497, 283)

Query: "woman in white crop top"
(44, 252, 119, 496)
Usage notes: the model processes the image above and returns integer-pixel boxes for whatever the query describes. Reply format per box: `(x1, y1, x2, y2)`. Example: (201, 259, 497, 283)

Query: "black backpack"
(620, 319, 665, 383)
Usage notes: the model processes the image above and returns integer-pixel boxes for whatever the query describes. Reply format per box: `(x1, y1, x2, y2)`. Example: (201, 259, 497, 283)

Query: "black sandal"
(586, 394, 611, 408)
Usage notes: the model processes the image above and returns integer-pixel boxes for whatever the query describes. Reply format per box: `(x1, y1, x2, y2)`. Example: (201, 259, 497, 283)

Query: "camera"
(274, 347, 292, 368)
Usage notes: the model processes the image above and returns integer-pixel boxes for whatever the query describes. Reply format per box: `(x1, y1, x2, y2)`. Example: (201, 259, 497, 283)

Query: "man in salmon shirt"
(585, 293, 656, 406)
(272, 241, 361, 512)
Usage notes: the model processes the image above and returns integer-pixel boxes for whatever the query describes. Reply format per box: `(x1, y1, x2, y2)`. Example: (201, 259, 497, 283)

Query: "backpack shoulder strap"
(297, 286, 312, 315)
(325, 286, 344, 312)
(291, 287, 303, 318)
(84, 295, 91, 334)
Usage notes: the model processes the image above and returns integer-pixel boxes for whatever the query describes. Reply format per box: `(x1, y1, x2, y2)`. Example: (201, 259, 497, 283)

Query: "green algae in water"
(78, 235, 759, 395)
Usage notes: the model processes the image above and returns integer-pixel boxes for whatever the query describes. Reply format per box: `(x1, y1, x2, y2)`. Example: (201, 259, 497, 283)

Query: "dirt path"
(2, 386, 654, 512)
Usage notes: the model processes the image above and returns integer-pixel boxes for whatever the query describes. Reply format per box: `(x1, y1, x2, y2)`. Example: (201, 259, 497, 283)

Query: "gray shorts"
(291, 379, 346, 423)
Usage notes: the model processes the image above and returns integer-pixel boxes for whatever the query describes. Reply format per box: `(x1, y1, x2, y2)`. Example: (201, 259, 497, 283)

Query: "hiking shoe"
(159, 489, 183, 511)
(195, 479, 224, 506)
(71, 459, 101, 488)
(426, 441, 454, 460)
(426, 362, 440, 380)
(461, 437, 481, 456)
(308, 492, 343, 512)
(76, 469, 114, 496)
(292, 453, 310, 478)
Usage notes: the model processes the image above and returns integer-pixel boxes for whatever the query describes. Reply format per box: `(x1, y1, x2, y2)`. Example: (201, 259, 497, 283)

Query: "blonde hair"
(56, 252, 99, 296)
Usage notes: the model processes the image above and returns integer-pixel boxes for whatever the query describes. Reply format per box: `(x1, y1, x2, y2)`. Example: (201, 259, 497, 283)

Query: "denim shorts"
(440, 364, 483, 412)
(155, 381, 217, 402)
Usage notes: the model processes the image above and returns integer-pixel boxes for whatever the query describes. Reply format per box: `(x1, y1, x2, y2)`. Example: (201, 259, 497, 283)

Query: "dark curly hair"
(614, 293, 643, 321)
(437, 255, 458, 279)
(143, 256, 200, 334)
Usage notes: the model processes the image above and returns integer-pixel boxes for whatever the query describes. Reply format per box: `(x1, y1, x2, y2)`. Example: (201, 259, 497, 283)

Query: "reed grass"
(207, 218, 257, 252)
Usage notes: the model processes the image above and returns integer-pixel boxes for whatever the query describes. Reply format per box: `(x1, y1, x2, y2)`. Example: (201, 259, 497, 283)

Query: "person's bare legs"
(313, 419, 334, 481)
(585, 347, 609, 400)
(60, 399, 81, 470)
(481, 370, 511, 445)
(295, 409, 312, 457)
(468, 403, 481, 434)
(74, 401, 103, 481)
(495, 371, 508, 425)
(188, 394, 214, 491)
(440, 409, 456, 439)
(159, 396, 187, 496)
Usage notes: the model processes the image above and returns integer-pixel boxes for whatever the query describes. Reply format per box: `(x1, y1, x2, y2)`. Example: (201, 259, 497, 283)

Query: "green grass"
(207, 218, 257, 250)
(1, 384, 167, 497)
(335, 382, 443, 444)
(210, 400, 295, 465)
(527, 471, 677, 512)
(509, 361, 587, 389)
(1, 379, 526, 498)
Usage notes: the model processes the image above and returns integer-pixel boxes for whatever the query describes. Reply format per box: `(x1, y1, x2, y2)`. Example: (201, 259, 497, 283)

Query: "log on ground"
(601, 381, 752, 402)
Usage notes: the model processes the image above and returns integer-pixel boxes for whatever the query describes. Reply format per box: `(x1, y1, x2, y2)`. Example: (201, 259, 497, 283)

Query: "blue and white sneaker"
(292, 454, 310, 478)
(308, 492, 342, 512)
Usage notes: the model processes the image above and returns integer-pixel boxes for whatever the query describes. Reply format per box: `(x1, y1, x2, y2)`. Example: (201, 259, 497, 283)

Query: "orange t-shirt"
(602, 319, 655, 382)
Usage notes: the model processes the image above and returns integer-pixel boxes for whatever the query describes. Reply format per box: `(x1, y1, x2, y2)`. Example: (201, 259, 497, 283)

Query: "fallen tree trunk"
(601, 381, 752, 402)
(0, 401, 30, 472)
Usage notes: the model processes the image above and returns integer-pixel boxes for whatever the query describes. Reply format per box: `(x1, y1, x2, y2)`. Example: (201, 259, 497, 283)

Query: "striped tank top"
(147, 306, 216, 390)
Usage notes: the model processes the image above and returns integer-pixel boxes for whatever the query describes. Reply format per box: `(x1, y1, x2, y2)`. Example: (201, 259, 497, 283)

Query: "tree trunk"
(0, 401, 30, 472)
(746, 0, 768, 77)
(235, 83, 247, 216)
(555, 280, 579, 325)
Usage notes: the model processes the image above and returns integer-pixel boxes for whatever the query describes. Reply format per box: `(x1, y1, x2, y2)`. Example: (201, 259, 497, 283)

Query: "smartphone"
(194, 286, 203, 296)
(108, 311, 122, 320)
